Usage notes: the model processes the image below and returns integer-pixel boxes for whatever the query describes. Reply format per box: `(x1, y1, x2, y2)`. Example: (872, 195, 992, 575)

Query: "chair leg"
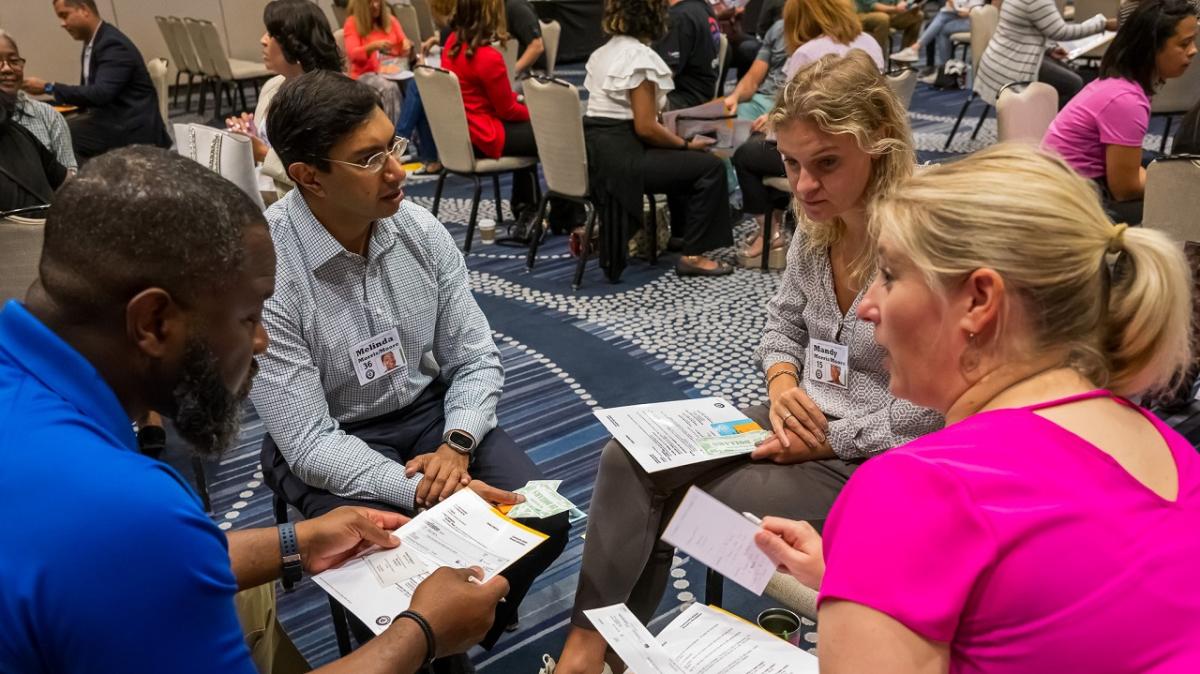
(197, 78, 208, 117)
(328, 596, 354, 656)
(224, 81, 237, 109)
(492, 173, 504, 224)
(464, 176, 482, 253)
(969, 103, 991, 140)
(573, 204, 597, 290)
(705, 568, 725, 607)
(191, 456, 211, 513)
(1161, 116, 1174, 153)
(524, 191, 552, 271)
(237, 81, 249, 111)
(761, 208, 774, 272)
(645, 193, 658, 265)
(944, 93, 975, 150)
(431, 171, 447, 216)
(173, 70, 185, 107)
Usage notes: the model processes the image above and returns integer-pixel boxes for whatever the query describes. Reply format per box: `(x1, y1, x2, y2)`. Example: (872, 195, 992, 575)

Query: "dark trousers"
(67, 113, 126, 159)
(643, 148, 733, 255)
(1038, 58, 1084, 110)
(500, 121, 539, 215)
(261, 383, 569, 650)
(732, 134, 788, 216)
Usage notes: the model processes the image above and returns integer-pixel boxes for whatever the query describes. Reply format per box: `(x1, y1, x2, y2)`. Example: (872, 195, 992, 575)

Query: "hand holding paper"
(754, 517, 826, 591)
(661, 486, 776, 595)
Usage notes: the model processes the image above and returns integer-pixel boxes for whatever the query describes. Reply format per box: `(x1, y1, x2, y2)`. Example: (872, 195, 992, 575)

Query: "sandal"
(737, 230, 789, 269)
(676, 258, 734, 277)
(413, 162, 443, 175)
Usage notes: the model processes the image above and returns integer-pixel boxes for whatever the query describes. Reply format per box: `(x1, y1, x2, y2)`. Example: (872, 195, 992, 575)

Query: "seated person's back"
(0, 93, 66, 213)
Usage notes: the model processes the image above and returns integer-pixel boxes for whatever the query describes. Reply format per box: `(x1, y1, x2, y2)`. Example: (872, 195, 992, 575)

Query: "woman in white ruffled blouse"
(580, 0, 735, 279)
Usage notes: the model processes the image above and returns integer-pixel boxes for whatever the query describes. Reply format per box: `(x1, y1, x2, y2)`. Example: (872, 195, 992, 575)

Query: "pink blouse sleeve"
(817, 452, 998, 642)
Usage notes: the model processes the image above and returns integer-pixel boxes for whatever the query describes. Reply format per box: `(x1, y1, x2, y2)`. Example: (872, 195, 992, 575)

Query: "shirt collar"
(86, 21, 104, 51)
(0, 300, 137, 453)
(284, 189, 400, 272)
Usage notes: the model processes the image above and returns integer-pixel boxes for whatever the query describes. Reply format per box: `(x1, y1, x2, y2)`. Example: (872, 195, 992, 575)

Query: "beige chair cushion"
(473, 156, 538, 173)
(763, 176, 790, 192)
(949, 32, 970, 44)
(997, 82, 1058, 144)
(229, 59, 272, 80)
(525, 78, 589, 198)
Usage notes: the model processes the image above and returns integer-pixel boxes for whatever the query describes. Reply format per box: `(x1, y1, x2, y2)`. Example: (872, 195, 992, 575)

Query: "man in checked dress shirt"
(249, 71, 568, 651)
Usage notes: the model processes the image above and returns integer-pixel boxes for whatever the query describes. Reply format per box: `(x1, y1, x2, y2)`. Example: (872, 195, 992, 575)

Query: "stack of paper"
(585, 603, 818, 674)
(593, 397, 767, 473)
(1059, 31, 1116, 61)
(312, 488, 548, 634)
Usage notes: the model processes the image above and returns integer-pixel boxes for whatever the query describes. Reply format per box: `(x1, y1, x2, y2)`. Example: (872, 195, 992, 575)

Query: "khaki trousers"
(234, 583, 310, 674)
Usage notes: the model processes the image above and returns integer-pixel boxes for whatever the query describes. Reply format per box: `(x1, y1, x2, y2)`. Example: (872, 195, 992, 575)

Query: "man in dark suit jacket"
(22, 0, 170, 159)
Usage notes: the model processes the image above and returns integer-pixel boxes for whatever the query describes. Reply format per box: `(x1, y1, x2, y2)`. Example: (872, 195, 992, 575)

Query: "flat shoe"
(675, 259, 734, 277)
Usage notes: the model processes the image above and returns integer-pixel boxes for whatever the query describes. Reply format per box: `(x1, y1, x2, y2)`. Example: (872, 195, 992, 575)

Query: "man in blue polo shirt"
(0, 146, 508, 673)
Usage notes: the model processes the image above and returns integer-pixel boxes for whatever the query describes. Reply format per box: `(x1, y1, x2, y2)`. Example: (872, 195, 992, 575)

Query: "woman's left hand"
(754, 516, 825, 590)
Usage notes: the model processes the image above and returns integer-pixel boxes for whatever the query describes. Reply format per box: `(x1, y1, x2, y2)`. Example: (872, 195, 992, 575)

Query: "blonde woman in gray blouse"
(543, 51, 943, 674)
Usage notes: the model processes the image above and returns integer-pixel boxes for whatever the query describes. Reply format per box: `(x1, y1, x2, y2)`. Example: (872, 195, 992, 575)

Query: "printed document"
(312, 489, 548, 635)
(593, 397, 764, 473)
(1060, 31, 1116, 60)
(661, 486, 776, 595)
(658, 604, 819, 673)
(583, 605, 689, 674)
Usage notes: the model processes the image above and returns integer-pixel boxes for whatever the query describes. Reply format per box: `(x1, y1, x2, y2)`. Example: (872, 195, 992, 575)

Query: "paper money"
(365, 547, 430, 588)
(696, 430, 772, 456)
(507, 479, 576, 519)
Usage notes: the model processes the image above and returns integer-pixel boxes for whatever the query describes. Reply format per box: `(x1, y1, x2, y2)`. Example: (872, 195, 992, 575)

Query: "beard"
(170, 337, 258, 459)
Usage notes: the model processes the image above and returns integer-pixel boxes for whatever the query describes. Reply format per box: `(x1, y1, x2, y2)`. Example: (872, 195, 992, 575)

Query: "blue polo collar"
(0, 300, 137, 453)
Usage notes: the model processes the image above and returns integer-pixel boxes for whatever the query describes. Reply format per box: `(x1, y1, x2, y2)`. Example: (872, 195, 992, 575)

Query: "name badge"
(350, 327, 405, 386)
(806, 338, 849, 389)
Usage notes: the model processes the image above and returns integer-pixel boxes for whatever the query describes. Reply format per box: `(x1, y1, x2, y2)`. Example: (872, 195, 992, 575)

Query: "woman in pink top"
(343, 0, 411, 79)
(753, 145, 1200, 672)
(1043, 0, 1197, 225)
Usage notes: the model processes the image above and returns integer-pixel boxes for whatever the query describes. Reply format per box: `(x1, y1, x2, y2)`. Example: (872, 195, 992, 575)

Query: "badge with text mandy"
(807, 338, 848, 389)
(350, 327, 405, 386)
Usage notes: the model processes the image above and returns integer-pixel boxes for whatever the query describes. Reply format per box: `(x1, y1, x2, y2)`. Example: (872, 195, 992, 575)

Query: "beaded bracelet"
(766, 368, 799, 388)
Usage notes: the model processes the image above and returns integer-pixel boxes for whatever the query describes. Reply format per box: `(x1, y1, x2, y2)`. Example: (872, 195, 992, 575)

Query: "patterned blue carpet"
(159, 62, 1189, 670)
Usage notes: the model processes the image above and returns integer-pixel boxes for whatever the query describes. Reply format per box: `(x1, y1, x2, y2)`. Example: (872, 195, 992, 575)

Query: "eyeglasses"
(0, 57, 27, 69)
(326, 137, 409, 174)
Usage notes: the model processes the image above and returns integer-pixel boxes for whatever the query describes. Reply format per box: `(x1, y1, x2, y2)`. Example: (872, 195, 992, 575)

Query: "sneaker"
(918, 71, 939, 85)
(538, 655, 614, 674)
(891, 45, 920, 63)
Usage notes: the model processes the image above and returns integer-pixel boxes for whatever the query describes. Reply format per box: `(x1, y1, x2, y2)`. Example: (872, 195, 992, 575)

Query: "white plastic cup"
(478, 218, 496, 244)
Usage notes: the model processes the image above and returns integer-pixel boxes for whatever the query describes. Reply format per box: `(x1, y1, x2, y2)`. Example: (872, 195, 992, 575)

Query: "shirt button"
(375, 308, 384, 316)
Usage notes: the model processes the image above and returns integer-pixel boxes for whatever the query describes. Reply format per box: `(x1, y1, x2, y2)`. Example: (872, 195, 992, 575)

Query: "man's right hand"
(466, 480, 524, 507)
(406, 566, 510, 657)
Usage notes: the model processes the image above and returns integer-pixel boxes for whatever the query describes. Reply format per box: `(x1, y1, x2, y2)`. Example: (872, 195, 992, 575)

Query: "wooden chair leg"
(328, 596, 354, 656)
(761, 208, 774, 272)
(705, 568, 725, 607)
(573, 204, 597, 290)
(464, 176, 482, 253)
(492, 173, 504, 224)
(431, 171, 447, 215)
(645, 193, 658, 265)
(1161, 116, 1174, 153)
(944, 92, 975, 150)
(969, 103, 991, 140)
(524, 191, 552, 271)
(191, 456, 211, 513)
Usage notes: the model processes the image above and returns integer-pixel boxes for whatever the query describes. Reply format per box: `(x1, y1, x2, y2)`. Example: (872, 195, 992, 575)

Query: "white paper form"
(593, 398, 764, 473)
(583, 605, 688, 674)
(661, 486, 776, 595)
(313, 489, 548, 635)
(1060, 31, 1116, 60)
(658, 604, 819, 673)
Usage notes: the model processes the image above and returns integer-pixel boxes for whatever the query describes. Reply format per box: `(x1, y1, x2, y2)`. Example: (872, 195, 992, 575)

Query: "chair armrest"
(763, 571, 819, 621)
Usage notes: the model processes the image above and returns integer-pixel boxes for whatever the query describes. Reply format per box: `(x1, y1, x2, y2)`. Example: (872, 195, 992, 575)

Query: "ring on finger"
(781, 412, 794, 423)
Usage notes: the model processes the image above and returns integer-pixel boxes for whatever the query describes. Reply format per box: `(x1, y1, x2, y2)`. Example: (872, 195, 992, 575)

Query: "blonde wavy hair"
(768, 50, 914, 287)
(348, 0, 394, 36)
(874, 143, 1193, 396)
(783, 0, 862, 52)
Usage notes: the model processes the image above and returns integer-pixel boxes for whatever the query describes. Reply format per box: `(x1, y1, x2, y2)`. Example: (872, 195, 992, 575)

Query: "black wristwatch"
(444, 429, 476, 456)
(278, 523, 303, 586)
